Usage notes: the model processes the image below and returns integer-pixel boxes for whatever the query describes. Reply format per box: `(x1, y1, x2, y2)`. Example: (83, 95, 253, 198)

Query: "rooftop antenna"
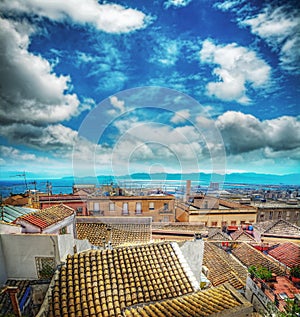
(14, 171, 28, 191)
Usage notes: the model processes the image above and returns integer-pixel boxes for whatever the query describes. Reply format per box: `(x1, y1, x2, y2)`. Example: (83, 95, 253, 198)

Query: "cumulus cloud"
(216, 111, 300, 159)
(170, 109, 191, 124)
(199, 39, 271, 104)
(109, 96, 126, 115)
(241, 5, 300, 74)
(0, 18, 87, 125)
(0, 0, 150, 34)
(0, 124, 78, 154)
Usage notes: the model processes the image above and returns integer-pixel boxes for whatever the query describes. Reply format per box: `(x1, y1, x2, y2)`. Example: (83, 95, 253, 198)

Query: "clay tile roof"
(207, 229, 231, 241)
(268, 242, 300, 268)
(231, 243, 285, 276)
(203, 242, 248, 289)
(262, 219, 300, 237)
(231, 229, 256, 242)
(124, 283, 252, 317)
(76, 222, 151, 247)
(47, 242, 197, 317)
(19, 204, 74, 229)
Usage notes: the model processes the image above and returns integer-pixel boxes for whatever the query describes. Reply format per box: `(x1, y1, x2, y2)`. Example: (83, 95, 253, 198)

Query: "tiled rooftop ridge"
(231, 243, 285, 276)
(76, 223, 151, 247)
(203, 242, 248, 289)
(48, 242, 196, 317)
(18, 204, 74, 229)
(123, 283, 252, 317)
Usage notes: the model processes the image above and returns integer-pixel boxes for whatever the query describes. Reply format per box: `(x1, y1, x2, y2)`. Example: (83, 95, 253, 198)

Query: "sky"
(0, 0, 299, 180)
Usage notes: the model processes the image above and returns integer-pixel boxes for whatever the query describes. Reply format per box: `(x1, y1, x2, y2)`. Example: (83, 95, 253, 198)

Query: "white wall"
(179, 239, 204, 284)
(1, 234, 60, 279)
(0, 237, 8, 285)
(0, 222, 22, 234)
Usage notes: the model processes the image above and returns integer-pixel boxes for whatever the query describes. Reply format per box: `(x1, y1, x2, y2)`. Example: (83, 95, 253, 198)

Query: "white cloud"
(0, 0, 150, 34)
(170, 109, 190, 124)
(164, 0, 192, 9)
(109, 96, 126, 115)
(0, 18, 88, 125)
(199, 39, 271, 104)
(241, 5, 300, 73)
(216, 111, 300, 159)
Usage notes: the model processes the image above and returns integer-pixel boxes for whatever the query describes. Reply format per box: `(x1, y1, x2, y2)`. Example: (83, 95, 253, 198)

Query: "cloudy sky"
(0, 0, 299, 179)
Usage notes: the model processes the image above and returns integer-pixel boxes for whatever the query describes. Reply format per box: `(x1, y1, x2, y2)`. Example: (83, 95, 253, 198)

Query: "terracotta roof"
(18, 204, 74, 229)
(124, 283, 253, 317)
(268, 242, 300, 268)
(207, 229, 231, 241)
(48, 242, 197, 317)
(231, 229, 256, 242)
(231, 243, 285, 276)
(76, 222, 151, 247)
(203, 242, 248, 289)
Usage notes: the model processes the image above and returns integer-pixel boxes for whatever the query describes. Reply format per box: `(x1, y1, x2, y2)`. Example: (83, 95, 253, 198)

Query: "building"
(253, 219, 300, 244)
(87, 194, 175, 222)
(177, 195, 257, 227)
(252, 200, 300, 226)
(15, 204, 76, 235)
(39, 194, 87, 215)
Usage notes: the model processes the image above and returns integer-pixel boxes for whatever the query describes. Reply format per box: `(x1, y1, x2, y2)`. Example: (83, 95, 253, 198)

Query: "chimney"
(186, 180, 191, 202)
(5, 286, 21, 317)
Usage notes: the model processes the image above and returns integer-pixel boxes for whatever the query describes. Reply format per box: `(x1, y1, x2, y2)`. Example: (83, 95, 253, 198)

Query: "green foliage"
(290, 265, 300, 278)
(248, 265, 273, 280)
(277, 298, 300, 317)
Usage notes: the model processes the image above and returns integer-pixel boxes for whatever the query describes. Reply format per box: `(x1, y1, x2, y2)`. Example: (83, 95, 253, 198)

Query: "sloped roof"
(207, 229, 231, 241)
(47, 242, 198, 317)
(268, 242, 300, 268)
(231, 230, 256, 242)
(76, 222, 151, 247)
(0, 205, 37, 223)
(18, 204, 74, 229)
(262, 219, 300, 237)
(124, 283, 253, 317)
(203, 242, 248, 289)
(231, 243, 285, 276)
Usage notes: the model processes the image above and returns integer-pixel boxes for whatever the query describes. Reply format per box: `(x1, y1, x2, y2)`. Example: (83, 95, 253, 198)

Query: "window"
(278, 211, 282, 219)
(269, 211, 273, 220)
(163, 203, 169, 211)
(240, 221, 246, 225)
(231, 221, 236, 225)
(94, 202, 100, 211)
(204, 201, 208, 209)
(211, 221, 218, 227)
(221, 221, 227, 226)
(136, 202, 142, 215)
(35, 257, 55, 280)
(149, 202, 155, 210)
(59, 226, 67, 234)
(122, 202, 129, 215)
(109, 202, 115, 211)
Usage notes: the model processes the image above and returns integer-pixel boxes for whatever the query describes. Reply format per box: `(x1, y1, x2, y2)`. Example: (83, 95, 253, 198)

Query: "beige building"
(252, 201, 300, 226)
(177, 195, 257, 227)
(87, 195, 175, 222)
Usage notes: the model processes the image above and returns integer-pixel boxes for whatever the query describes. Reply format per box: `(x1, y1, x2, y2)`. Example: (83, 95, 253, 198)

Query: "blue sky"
(0, 0, 299, 179)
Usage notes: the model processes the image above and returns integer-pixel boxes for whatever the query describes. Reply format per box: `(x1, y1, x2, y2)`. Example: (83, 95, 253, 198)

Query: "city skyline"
(0, 0, 299, 179)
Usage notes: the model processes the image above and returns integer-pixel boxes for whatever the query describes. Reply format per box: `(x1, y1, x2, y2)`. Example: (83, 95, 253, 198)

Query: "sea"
(0, 173, 299, 199)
